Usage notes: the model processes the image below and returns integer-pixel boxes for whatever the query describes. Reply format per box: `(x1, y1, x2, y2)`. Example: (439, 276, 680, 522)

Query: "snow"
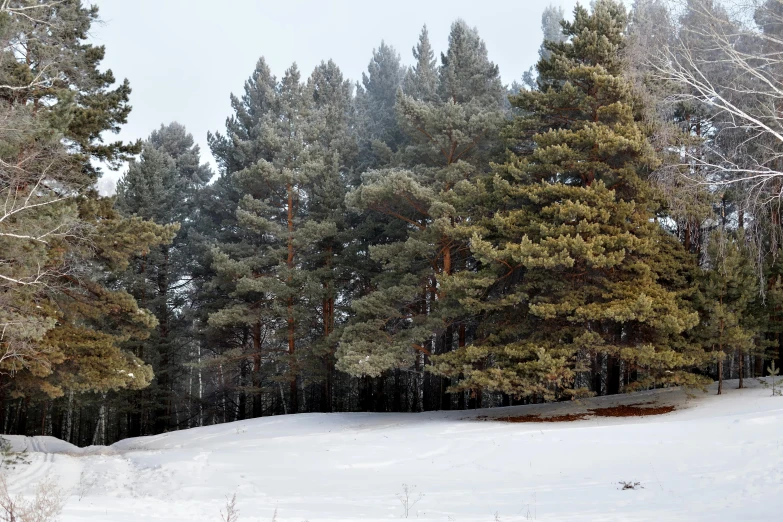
(3, 379, 783, 521)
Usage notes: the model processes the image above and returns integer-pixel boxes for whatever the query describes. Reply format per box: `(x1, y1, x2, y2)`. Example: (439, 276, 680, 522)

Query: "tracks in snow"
(7, 437, 57, 492)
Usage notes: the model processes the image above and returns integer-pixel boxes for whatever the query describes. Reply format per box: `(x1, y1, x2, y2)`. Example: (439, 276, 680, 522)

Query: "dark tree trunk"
(393, 369, 402, 412)
(128, 407, 141, 438)
(252, 323, 263, 418)
(422, 337, 433, 412)
(16, 397, 28, 434)
(607, 356, 620, 395)
(289, 377, 298, 414)
(591, 353, 601, 395)
(778, 332, 783, 370)
(238, 360, 248, 421)
(468, 388, 483, 409)
(439, 328, 452, 411)
(738, 350, 744, 389)
(361, 376, 372, 412)
(320, 374, 331, 413)
(154, 248, 171, 435)
(0, 387, 5, 434)
(374, 376, 386, 412)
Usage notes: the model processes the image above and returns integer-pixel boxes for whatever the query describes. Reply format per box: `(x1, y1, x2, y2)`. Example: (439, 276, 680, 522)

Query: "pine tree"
(337, 20, 506, 411)
(209, 64, 313, 415)
(355, 42, 406, 169)
(303, 60, 358, 411)
(0, 0, 139, 171)
(204, 59, 357, 416)
(0, 1, 174, 438)
(196, 58, 281, 421)
(114, 123, 212, 434)
(403, 26, 438, 102)
(522, 5, 568, 89)
(695, 231, 764, 394)
(430, 1, 707, 401)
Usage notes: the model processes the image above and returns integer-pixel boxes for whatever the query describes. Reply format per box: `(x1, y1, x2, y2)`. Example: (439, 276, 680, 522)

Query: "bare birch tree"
(651, 1, 783, 207)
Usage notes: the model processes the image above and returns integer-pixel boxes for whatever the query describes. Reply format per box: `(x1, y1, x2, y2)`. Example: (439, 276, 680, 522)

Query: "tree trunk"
(0, 384, 7, 435)
(778, 332, 783, 372)
(393, 369, 402, 412)
(591, 353, 602, 396)
(287, 182, 298, 414)
(738, 349, 744, 389)
(63, 390, 73, 443)
(198, 341, 204, 426)
(238, 360, 247, 421)
(361, 375, 372, 412)
(92, 395, 107, 446)
(375, 376, 386, 412)
(718, 306, 725, 395)
(16, 397, 28, 435)
(440, 327, 453, 410)
(40, 401, 46, 436)
(321, 251, 334, 413)
(607, 356, 620, 395)
(252, 322, 263, 418)
(154, 247, 171, 435)
(415, 352, 424, 413)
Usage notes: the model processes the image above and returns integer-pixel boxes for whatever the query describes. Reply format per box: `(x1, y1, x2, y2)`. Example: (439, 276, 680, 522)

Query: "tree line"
(2, 0, 783, 446)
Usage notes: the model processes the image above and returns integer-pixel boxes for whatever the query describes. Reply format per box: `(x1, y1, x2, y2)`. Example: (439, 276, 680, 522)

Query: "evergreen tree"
(0, 0, 139, 171)
(431, 1, 706, 401)
(695, 230, 764, 394)
(205, 59, 357, 416)
(196, 58, 281, 422)
(355, 42, 406, 169)
(522, 5, 568, 89)
(0, 0, 174, 439)
(209, 64, 313, 415)
(338, 20, 506, 410)
(114, 123, 212, 434)
(403, 26, 439, 102)
(304, 60, 358, 411)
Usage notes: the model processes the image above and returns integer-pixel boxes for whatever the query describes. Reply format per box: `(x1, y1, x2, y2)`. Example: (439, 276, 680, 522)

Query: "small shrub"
(76, 471, 97, 501)
(221, 493, 239, 522)
(0, 474, 66, 522)
(768, 361, 782, 396)
(397, 483, 423, 519)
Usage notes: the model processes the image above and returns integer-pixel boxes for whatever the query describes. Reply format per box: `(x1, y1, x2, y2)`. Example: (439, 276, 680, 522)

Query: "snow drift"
(3, 379, 782, 521)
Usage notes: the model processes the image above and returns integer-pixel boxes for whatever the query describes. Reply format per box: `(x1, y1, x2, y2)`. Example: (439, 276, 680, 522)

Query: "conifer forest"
(4, 0, 783, 449)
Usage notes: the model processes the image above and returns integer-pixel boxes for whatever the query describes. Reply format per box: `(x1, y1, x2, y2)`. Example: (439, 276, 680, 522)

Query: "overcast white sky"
(90, 0, 585, 192)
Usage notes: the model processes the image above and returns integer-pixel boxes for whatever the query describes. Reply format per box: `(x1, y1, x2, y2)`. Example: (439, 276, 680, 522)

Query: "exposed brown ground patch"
(483, 402, 675, 423)
(497, 413, 589, 423)
(588, 404, 676, 417)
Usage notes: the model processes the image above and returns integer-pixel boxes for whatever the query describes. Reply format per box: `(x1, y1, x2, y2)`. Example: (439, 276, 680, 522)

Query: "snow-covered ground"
(3, 379, 782, 521)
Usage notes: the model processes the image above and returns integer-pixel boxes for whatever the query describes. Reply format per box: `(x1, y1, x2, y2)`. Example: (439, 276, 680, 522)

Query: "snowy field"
(3, 378, 783, 522)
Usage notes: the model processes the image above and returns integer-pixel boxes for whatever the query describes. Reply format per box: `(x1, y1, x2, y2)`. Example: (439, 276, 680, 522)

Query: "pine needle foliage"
(430, 0, 708, 400)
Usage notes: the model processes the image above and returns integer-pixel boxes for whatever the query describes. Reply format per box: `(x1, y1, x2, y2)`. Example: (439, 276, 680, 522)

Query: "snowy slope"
(3, 379, 783, 522)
